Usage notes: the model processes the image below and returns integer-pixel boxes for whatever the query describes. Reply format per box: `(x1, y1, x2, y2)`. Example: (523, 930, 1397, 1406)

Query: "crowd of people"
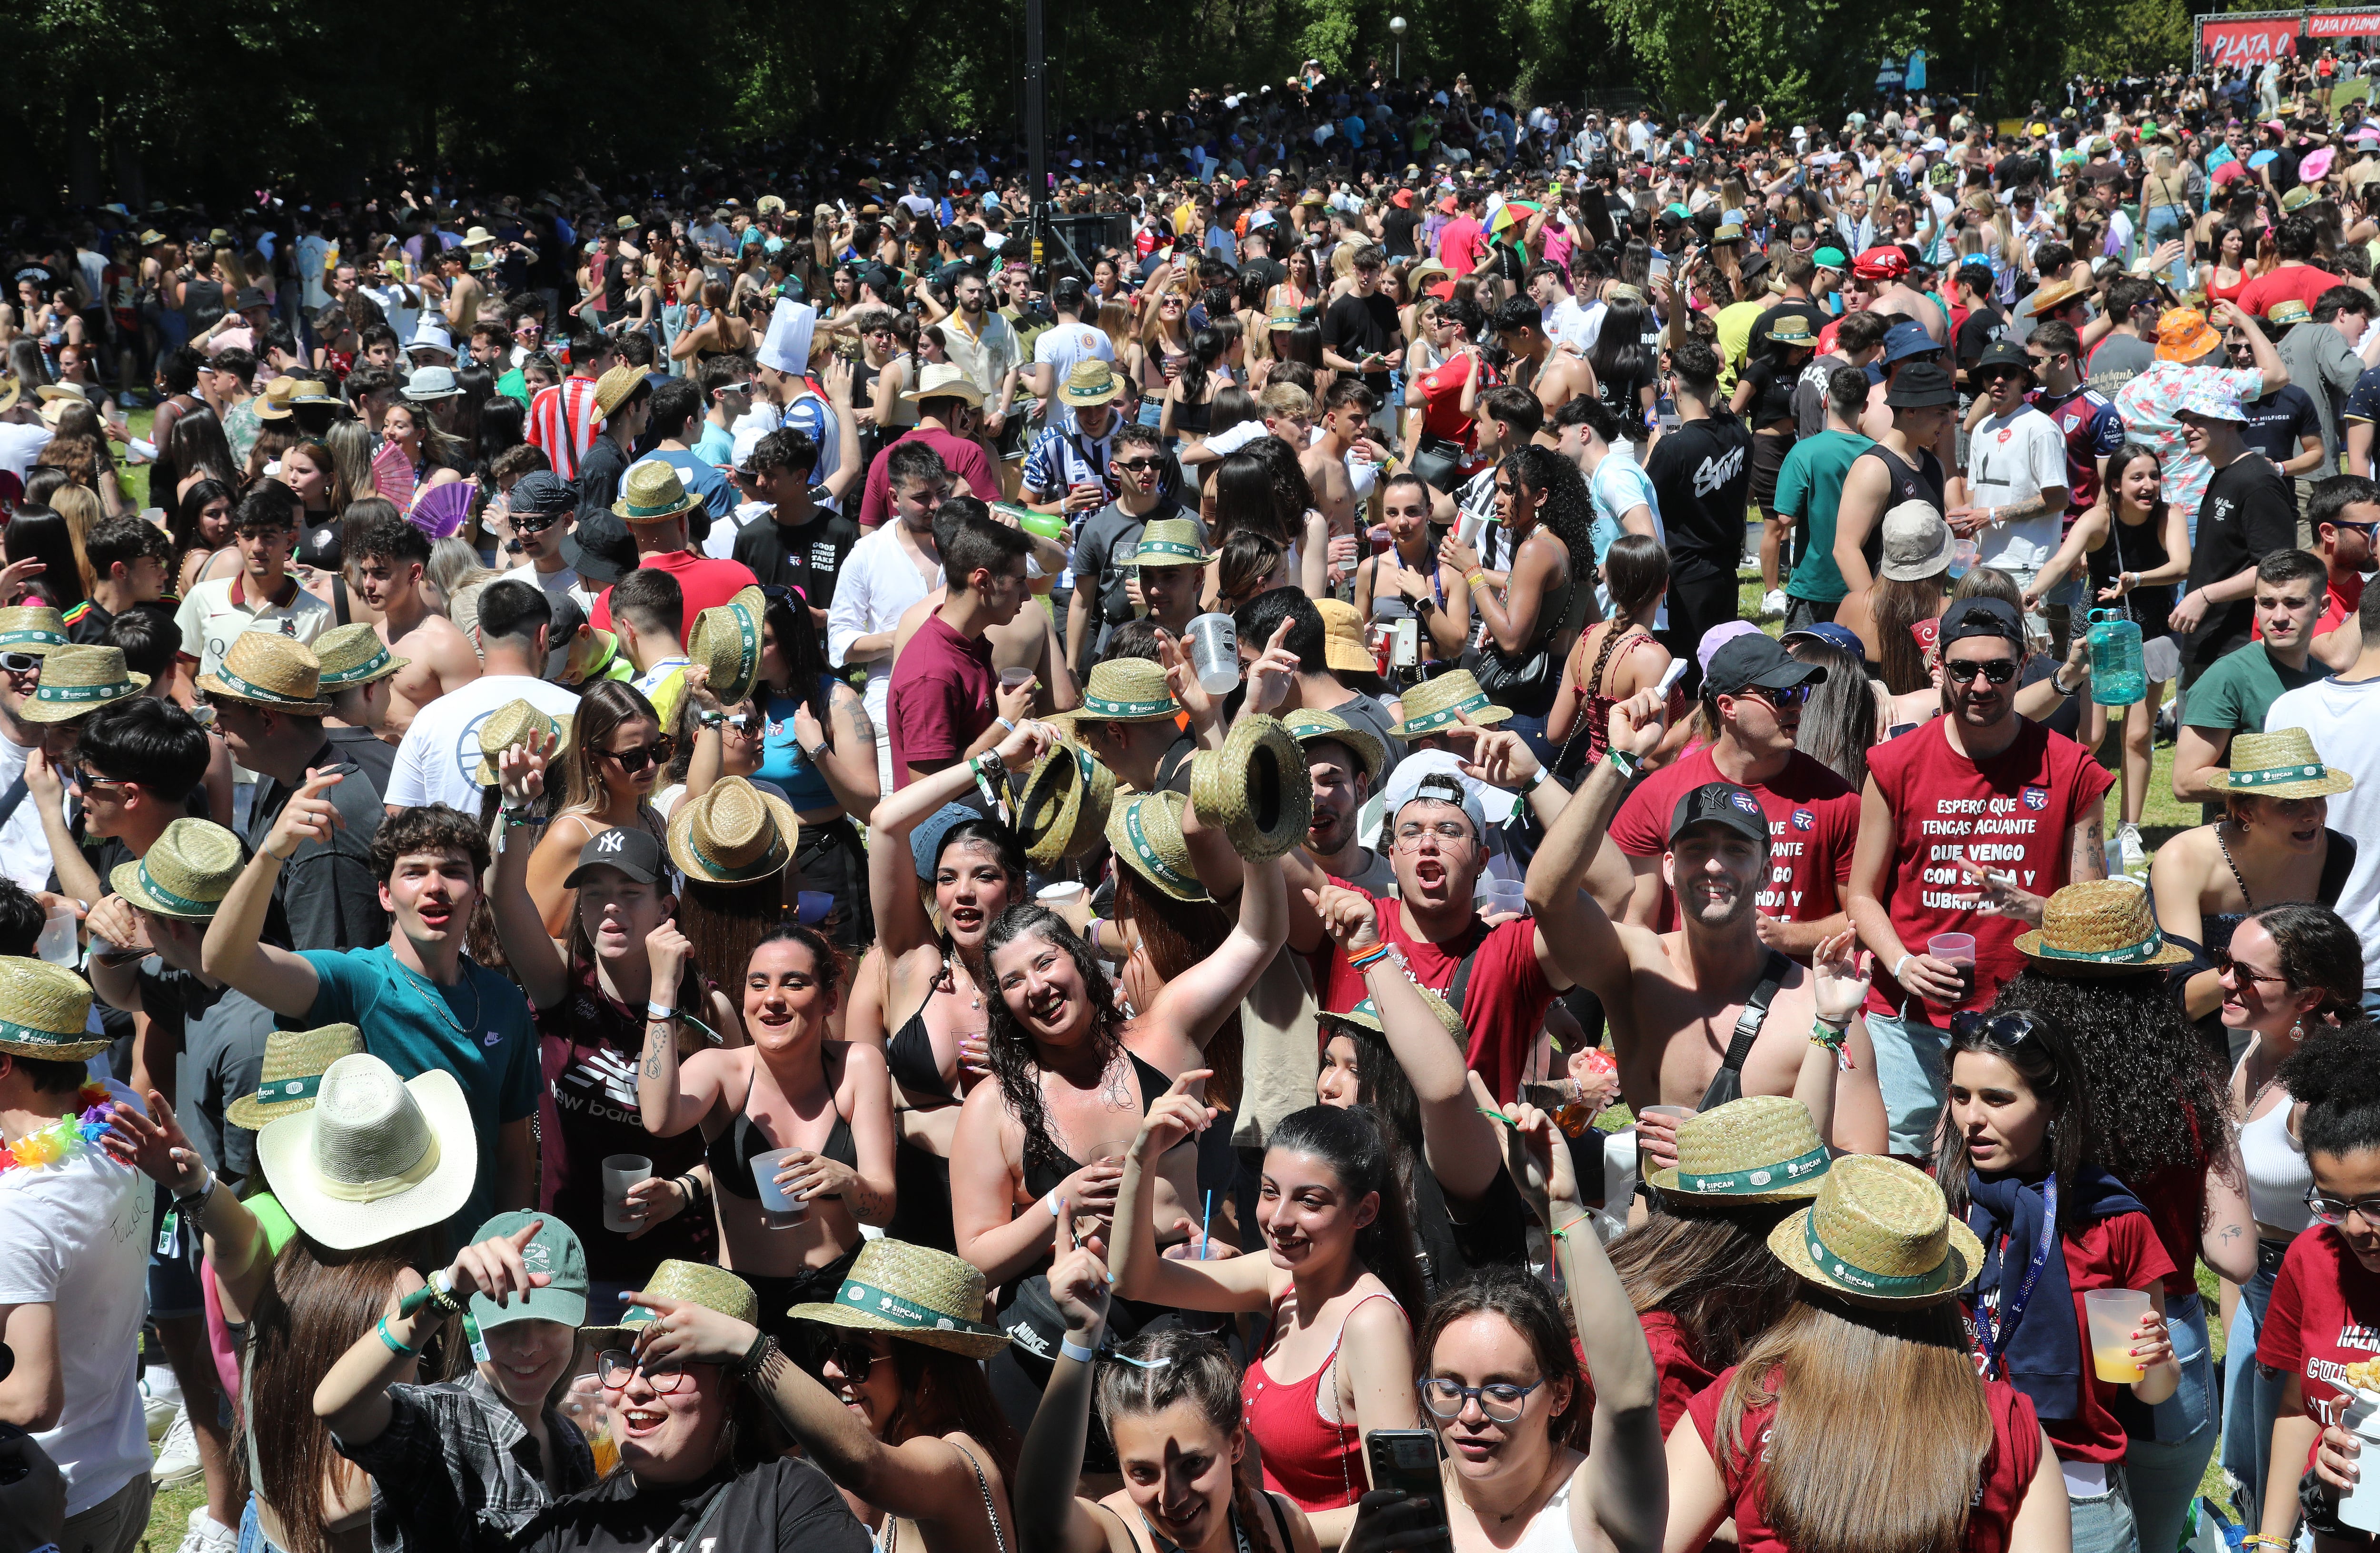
(20, 44, 2380, 1553)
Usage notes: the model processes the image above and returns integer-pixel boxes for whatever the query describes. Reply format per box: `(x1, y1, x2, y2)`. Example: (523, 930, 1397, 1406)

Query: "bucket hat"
(197, 634, 330, 714)
(2014, 879, 2193, 975)
(667, 776, 798, 885)
(785, 1239, 1009, 1357)
(582, 1259, 759, 1348)
(1767, 1154, 1982, 1309)
(1106, 790, 1211, 902)
(312, 623, 408, 690)
(2207, 727, 2356, 800)
(1647, 1095, 1832, 1202)
(20, 645, 149, 722)
(2156, 308, 2222, 362)
(1877, 501, 1957, 582)
(255, 1054, 478, 1250)
(1387, 669, 1509, 738)
(226, 1024, 367, 1128)
(0, 958, 104, 1061)
(109, 819, 242, 921)
(1190, 714, 1312, 861)
(686, 587, 765, 705)
(1017, 737, 1117, 870)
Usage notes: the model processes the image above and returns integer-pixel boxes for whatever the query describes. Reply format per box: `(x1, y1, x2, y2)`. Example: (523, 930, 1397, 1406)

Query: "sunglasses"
(1737, 683, 1812, 709)
(1945, 658, 2019, 684)
(1115, 456, 1165, 473)
(599, 737, 677, 774)
(817, 1336, 884, 1383)
(2213, 947, 2291, 988)
(512, 511, 563, 535)
(70, 768, 129, 793)
(0, 653, 40, 675)
(1950, 1009, 2046, 1046)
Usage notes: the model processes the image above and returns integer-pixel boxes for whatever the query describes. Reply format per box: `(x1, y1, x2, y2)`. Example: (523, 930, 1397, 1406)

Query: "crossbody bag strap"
(674, 1480, 736, 1553)
(949, 1440, 1008, 1553)
(1695, 950, 1793, 1111)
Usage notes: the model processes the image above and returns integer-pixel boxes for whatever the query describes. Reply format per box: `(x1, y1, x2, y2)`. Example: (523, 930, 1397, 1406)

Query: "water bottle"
(2087, 609, 2145, 706)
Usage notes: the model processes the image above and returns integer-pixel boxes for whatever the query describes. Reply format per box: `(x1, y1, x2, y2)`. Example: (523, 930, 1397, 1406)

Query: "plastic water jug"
(2088, 609, 2145, 706)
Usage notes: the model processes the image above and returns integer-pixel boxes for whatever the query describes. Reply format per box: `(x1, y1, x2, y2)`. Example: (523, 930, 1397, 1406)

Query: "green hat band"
(833, 1278, 990, 1337)
(0, 629, 61, 646)
(38, 678, 135, 704)
(251, 1072, 322, 1106)
(1083, 693, 1176, 719)
(1123, 803, 1200, 897)
(318, 647, 393, 685)
(625, 495, 689, 518)
(135, 862, 217, 916)
(1404, 692, 1489, 732)
(0, 1015, 87, 1048)
(212, 668, 314, 704)
(1136, 540, 1207, 563)
(2035, 929, 2169, 965)
(1803, 1217, 1956, 1297)
(720, 604, 759, 682)
(1676, 1144, 1829, 1196)
(687, 833, 783, 883)
(2229, 762, 2331, 788)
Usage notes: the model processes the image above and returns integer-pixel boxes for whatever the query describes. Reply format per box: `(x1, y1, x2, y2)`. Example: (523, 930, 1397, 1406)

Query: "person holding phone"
(1320, 246, 1403, 406)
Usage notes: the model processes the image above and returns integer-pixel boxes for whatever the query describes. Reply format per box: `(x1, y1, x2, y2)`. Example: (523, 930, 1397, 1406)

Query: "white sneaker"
(1761, 589, 1787, 620)
(177, 1508, 237, 1553)
(152, 1407, 202, 1487)
(141, 1368, 181, 1441)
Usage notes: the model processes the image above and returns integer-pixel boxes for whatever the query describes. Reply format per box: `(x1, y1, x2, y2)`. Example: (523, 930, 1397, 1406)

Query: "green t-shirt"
(1777, 430, 1874, 604)
(2185, 643, 2326, 746)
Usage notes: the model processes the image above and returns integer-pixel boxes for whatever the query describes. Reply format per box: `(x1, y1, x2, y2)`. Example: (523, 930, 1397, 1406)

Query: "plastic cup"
(601, 1155, 652, 1234)
(1477, 880, 1527, 918)
(2341, 1393, 2380, 1532)
(35, 903, 77, 968)
(1928, 932, 1977, 1009)
(750, 1147, 809, 1229)
(1000, 666, 1035, 692)
(1037, 881, 1086, 908)
(561, 1375, 620, 1478)
(2084, 1288, 2152, 1383)
(1184, 613, 1240, 696)
(1455, 508, 1488, 548)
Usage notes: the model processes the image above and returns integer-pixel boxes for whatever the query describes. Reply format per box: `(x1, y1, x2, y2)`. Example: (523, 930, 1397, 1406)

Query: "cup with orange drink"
(2082, 1288, 2153, 1383)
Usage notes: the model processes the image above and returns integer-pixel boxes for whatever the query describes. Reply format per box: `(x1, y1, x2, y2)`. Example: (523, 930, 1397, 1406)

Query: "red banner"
(2201, 16, 2302, 62)
(2307, 9, 2380, 34)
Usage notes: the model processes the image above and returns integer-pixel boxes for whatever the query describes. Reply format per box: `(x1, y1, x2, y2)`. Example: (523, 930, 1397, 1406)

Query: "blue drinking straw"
(1200, 1189, 1214, 1260)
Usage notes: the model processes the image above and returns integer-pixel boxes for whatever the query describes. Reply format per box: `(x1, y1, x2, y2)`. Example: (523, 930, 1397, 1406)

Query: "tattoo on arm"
(849, 1184, 892, 1223)
(2074, 816, 2105, 880)
(846, 701, 876, 745)
(643, 1018, 672, 1079)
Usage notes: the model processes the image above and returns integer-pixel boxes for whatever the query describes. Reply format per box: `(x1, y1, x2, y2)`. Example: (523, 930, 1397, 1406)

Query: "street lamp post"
(1390, 15, 1406, 80)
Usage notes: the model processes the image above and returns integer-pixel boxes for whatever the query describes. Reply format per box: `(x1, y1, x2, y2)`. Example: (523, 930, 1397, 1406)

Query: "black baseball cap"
(565, 825, 668, 889)
(1973, 340, 2033, 378)
(1885, 361, 1957, 408)
(1703, 633, 1827, 698)
(1669, 781, 1772, 846)
(510, 470, 576, 516)
(1939, 595, 2024, 649)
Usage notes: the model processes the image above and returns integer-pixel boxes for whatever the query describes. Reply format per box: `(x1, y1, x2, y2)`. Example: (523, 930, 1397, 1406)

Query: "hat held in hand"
(1190, 713, 1311, 862)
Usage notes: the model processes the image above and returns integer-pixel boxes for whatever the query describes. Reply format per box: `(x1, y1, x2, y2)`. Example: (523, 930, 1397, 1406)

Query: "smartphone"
(1392, 615, 1419, 669)
(1366, 1430, 1449, 1537)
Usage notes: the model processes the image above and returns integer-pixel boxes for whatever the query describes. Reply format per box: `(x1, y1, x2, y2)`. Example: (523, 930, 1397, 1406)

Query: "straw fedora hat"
(1059, 359, 1126, 408)
(472, 699, 568, 786)
(197, 633, 330, 714)
(1017, 736, 1117, 870)
(110, 818, 242, 921)
(254, 376, 301, 422)
(581, 1259, 759, 1348)
(668, 775, 798, 885)
(1317, 984, 1465, 1041)
(1077, 658, 1180, 723)
(0, 377, 17, 417)
(902, 362, 986, 406)
(255, 1054, 477, 1249)
(611, 460, 703, 526)
(1388, 669, 1510, 739)
(786, 1238, 1011, 1357)
(1312, 599, 1377, 677)
(2206, 727, 2356, 800)
(0, 958, 104, 1061)
(284, 378, 343, 407)
(686, 586, 765, 705)
(1107, 790, 1211, 903)
(461, 225, 496, 248)
(1190, 714, 1312, 862)
(225, 1024, 367, 1128)
(1131, 519, 1212, 567)
(2019, 273, 2091, 319)
(1647, 1096, 1833, 1203)
(20, 644, 149, 723)
(592, 365, 646, 422)
(312, 623, 408, 689)
(2015, 879, 2193, 975)
(1767, 1154, 1982, 1309)
(1282, 707, 1385, 784)
(0, 605, 65, 656)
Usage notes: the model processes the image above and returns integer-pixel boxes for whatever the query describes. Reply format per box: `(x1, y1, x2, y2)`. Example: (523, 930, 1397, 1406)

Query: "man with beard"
(934, 267, 1021, 495)
(1845, 596, 2112, 1156)
(1526, 687, 1888, 1174)
(2309, 475, 2380, 668)
(1286, 708, 1393, 893)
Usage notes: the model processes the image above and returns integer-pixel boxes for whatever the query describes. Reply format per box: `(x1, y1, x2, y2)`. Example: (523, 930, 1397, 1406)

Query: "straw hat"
(20, 644, 149, 722)
(1107, 790, 1211, 902)
(284, 378, 343, 407)
(581, 1259, 759, 1348)
(591, 365, 645, 422)
(1388, 669, 1509, 738)
(1317, 985, 1465, 1041)
(1647, 1096, 1832, 1203)
(611, 460, 702, 526)
(1190, 714, 1312, 862)
(1059, 359, 1126, 408)
(197, 633, 330, 714)
(109, 818, 242, 920)
(461, 225, 496, 248)
(2019, 273, 2091, 319)
(1312, 599, 1376, 677)
(2207, 727, 2356, 800)
(785, 1238, 1010, 1357)
(1765, 314, 1818, 346)
(255, 1055, 477, 1249)
(254, 376, 301, 422)
(0, 958, 103, 1061)
(471, 699, 568, 786)
(686, 586, 764, 705)
(902, 362, 986, 406)
(225, 1024, 366, 1128)
(1767, 1154, 1982, 1309)
(1017, 737, 1117, 869)
(0, 377, 17, 417)
(0, 606, 65, 656)
(1282, 706, 1385, 784)
(312, 623, 408, 689)
(2015, 879, 2195, 975)
(1077, 658, 1180, 723)
(1132, 519, 1212, 567)
(668, 775, 798, 885)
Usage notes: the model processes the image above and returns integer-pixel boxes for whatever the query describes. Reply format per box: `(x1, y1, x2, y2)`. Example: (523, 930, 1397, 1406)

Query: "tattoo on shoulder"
(847, 702, 876, 742)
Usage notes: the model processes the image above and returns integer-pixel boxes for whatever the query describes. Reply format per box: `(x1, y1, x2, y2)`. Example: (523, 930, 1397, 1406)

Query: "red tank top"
(1240, 1289, 1406, 1511)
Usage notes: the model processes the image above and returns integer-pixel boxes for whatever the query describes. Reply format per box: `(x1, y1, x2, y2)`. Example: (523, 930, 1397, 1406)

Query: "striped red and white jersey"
(527, 375, 604, 479)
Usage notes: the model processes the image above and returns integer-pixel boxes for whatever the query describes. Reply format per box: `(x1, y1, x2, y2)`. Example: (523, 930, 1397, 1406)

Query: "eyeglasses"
(1116, 456, 1165, 473)
(1419, 1375, 1545, 1424)
(1944, 658, 2019, 685)
(2307, 1187, 2380, 1229)
(1950, 1009, 2047, 1047)
(1394, 820, 1475, 847)
(0, 653, 40, 676)
(2213, 947, 2291, 988)
(599, 738, 677, 774)
(597, 1348, 690, 1395)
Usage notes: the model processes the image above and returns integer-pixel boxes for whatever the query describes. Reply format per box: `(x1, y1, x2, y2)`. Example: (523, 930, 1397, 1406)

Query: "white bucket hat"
(256, 1054, 476, 1250)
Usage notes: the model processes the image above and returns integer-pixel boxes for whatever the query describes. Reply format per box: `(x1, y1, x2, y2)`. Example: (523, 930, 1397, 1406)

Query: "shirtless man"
(1492, 296, 1593, 415)
(347, 509, 482, 736)
(437, 247, 485, 335)
(1527, 689, 1889, 1169)
(1305, 381, 1381, 589)
(1848, 244, 1945, 344)
(889, 499, 1081, 719)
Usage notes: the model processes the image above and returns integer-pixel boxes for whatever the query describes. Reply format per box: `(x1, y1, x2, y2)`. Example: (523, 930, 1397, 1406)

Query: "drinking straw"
(1200, 1189, 1214, 1259)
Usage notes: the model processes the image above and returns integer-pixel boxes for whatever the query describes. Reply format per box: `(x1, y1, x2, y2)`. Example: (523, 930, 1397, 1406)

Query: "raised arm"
(1014, 1221, 1137, 1553)
(1139, 815, 1289, 1062)
(1525, 691, 1667, 999)
(820, 358, 868, 504)
(488, 733, 569, 1010)
(635, 920, 735, 1138)
(101, 1091, 275, 1320)
(199, 767, 337, 1018)
(1111, 1068, 1276, 1314)
(870, 720, 1056, 956)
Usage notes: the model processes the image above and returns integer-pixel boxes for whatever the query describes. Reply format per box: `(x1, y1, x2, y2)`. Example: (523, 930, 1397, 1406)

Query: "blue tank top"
(753, 680, 841, 812)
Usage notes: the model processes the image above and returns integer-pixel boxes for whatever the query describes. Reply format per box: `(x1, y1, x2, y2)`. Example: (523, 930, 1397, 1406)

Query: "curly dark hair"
(369, 803, 490, 883)
(1499, 444, 1596, 608)
(981, 903, 1126, 1186)
(2281, 1020, 2380, 1160)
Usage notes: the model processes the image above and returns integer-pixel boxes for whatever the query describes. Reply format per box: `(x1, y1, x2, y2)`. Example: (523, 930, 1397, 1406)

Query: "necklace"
(397, 958, 483, 1036)
(0, 1083, 113, 1173)
(2215, 820, 2256, 910)
(942, 951, 984, 1011)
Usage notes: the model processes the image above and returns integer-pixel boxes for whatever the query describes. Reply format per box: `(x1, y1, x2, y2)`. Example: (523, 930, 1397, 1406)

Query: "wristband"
(1042, 1190, 1063, 1219)
(1060, 1335, 1100, 1364)
(173, 1169, 216, 1213)
(1347, 942, 1397, 973)
(699, 709, 725, 728)
(1464, 569, 1488, 593)
(377, 1316, 421, 1357)
(1606, 748, 1642, 781)
(647, 1002, 677, 1021)
(1523, 764, 1552, 791)
(735, 1329, 775, 1378)
(1892, 953, 1912, 982)
(997, 716, 1018, 733)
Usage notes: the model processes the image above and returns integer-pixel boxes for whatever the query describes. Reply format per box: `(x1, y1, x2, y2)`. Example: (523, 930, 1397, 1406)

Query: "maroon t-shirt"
(1607, 747, 1859, 932)
(856, 426, 1001, 528)
(886, 613, 996, 784)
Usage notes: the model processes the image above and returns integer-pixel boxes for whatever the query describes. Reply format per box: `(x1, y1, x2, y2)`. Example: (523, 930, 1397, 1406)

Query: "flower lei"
(0, 1082, 113, 1173)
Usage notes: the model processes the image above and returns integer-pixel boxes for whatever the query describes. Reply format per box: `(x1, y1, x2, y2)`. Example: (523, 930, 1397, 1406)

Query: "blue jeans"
(2070, 1465, 2142, 1553)
(2221, 1238, 2291, 1525)
(2143, 206, 2192, 291)
(1864, 1004, 1948, 1157)
(236, 1497, 288, 1553)
(2125, 1291, 2217, 1553)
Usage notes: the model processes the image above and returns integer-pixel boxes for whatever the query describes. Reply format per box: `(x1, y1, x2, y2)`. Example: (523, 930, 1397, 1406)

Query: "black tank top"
(2087, 505, 2177, 636)
(1022, 1050, 1175, 1201)
(708, 1066, 860, 1198)
(1854, 442, 1947, 573)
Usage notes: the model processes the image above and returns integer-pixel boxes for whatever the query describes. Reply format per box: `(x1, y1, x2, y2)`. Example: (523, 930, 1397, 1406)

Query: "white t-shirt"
(522, 561, 601, 617)
(1965, 406, 2069, 573)
(0, 422, 55, 483)
(0, 729, 50, 894)
(176, 574, 335, 684)
(385, 673, 582, 814)
(1033, 322, 1118, 429)
(0, 1079, 153, 1515)
(2268, 675, 2380, 989)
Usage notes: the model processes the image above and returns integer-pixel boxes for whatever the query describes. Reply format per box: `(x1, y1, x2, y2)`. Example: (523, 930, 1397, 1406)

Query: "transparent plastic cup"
(36, 904, 77, 968)
(751, 1147, 809, 1229)
(1184, 613, 1240, 695)
(1928, 932, 1977, 1009)
(2084, 1288, 2152, 1383)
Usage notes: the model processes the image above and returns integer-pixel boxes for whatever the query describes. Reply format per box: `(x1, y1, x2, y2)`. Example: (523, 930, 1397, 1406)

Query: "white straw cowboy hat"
(902, 362, 986, 406)
(1646, 1096, 1832, 1203)
(110, 818, 243, 921)
(225, 1024, 366, 1129)
(255, 1054, 477, 1250)
(668, 775, 798, 886)
(786, 1239, 1010, 1357)
(19, 644, 149, 723)
(197, 633, 331, 715)
(1768, 1154, 1982, 1309)
(0, 958, 105, 1061)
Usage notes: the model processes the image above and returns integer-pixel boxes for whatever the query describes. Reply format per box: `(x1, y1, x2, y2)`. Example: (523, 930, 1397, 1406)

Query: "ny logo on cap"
(596, 831, 625, 854)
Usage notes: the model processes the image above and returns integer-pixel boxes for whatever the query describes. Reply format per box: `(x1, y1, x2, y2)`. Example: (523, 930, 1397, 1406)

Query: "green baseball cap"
(468, 1211, 590, 1330)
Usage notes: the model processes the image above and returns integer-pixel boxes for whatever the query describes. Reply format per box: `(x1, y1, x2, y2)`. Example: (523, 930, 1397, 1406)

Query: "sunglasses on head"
(599, 737, 676, 774)
(1950, 1009, 2046, 1046)
(1945, 657, 2019, 684)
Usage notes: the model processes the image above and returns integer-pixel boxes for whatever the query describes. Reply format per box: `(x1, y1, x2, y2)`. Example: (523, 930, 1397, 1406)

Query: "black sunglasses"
(1945, 658, 2019, 684)
(1115, 456, 1165, 473)
(599, 737, 677, 774)
(1950, 1009, 2045, 1046)
(2213, 947, 2291, 987)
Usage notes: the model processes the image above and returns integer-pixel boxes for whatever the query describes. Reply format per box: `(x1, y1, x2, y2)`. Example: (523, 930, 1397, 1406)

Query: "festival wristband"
(647, 1003, 677, 1022)
(377, 1316, 420, 1357)
(1606, 748, 1641, 781)
(1892, 953, 1912, 982)
(1060, 1335, 1100, 1364)
(1347, 943, 1397, 973)
(173, 1169, 216, 1212)
(1464, 569, 1488, 592)
(1042, 1190, 1063, 1219)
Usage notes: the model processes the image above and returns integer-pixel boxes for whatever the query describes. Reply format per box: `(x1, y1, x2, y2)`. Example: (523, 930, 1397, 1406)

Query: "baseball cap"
(1939, 596, 2023, 650)
(1885, 361, 1956, 408)
(1811, 246, 1849, 270)
(1381, 750, 1489, 841)
(1668, 782, 1771, 846)
(1696, 620, 1766, 680)
(1780, 622, 1865, 661)
(466, 1211, 588, 1331)
(564, 825, 668, 889)
(1703, 634, 1827, 698)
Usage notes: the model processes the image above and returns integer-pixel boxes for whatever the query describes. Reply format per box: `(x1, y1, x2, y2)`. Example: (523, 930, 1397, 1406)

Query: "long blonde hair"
(46, 484, 103, 596)
(1716, 1296, 1995, 1553)
(325, 419, 378, 510)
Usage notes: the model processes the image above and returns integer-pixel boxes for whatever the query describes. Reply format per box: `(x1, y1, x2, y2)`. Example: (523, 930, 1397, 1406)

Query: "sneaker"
(1761, 589, 1787, 620)
(152, 1407, 202, 1487)
(117, 390, 141, 411)
(141, 1368, 181, 1441)
(177, 1507, 237, 1553)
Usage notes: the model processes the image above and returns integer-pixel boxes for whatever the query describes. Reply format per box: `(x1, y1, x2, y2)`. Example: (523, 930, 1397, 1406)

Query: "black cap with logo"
(1668, 781, 1772, 846)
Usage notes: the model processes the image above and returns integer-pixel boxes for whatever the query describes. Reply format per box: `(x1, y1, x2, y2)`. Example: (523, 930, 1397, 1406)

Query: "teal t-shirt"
(1777, 430, 1874, 605)
(298, 944, 541, 1247)
(2185, 644, 2325, 743)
